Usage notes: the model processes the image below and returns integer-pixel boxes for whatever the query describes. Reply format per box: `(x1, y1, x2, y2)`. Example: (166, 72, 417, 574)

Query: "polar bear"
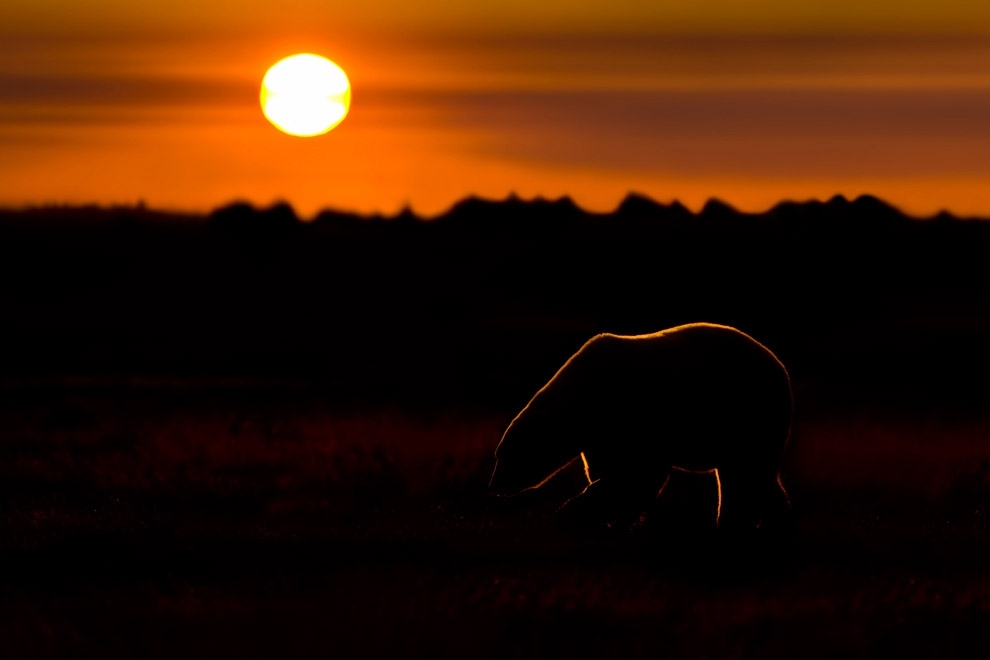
(489, 323, 793, 530)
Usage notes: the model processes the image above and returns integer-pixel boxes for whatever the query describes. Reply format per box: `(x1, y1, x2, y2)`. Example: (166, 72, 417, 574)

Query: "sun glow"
(261, 54, 351, 137)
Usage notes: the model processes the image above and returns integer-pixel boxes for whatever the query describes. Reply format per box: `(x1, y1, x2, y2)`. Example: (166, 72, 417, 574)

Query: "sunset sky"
(3, 1, 990, 217)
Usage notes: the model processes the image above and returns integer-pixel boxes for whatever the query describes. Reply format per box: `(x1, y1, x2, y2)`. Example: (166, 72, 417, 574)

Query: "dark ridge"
(208, 200, 299, 232)
(1, 192, 962, 227)
(615, 192, 662, 216)
(394, 205, 419, 224)
(699, 197, 741, 221)
(443, 195, 504, 216)
(206, 201, 301, 259)
(851, 193, 900, 214)
(438, 193, 586, 223)
(310, 207, 366, 227)
(0, 203, 199, 228)
(614, 193, 693, 224)
(848, 194, 906, 225)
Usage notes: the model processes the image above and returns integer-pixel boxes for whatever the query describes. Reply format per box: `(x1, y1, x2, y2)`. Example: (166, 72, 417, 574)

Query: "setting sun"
(260, 54, 351, 137)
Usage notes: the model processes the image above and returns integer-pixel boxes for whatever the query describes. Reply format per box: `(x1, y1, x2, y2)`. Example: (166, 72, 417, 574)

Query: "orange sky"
(3, 2, 990, 217)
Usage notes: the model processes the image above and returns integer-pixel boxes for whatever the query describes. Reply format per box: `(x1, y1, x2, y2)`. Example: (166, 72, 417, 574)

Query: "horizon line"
(0, 191, 981, 223)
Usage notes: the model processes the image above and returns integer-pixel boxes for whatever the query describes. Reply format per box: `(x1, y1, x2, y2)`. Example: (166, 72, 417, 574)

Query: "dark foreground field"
(3, 384, 990, 659)
(3, 196, 990, 657)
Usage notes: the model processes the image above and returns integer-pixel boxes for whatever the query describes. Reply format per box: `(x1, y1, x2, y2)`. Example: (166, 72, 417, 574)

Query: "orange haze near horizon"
(3, 2, 990, 217)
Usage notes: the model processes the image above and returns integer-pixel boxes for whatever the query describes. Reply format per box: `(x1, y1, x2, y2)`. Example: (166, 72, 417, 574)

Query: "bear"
(489, 322, 793, 530)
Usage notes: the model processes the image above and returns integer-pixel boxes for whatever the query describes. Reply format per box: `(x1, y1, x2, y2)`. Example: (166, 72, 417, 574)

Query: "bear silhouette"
(489, 322, 793, 530)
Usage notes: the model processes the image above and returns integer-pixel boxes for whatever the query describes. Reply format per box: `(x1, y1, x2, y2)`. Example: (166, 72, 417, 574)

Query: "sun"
(261, 54, 351, 137)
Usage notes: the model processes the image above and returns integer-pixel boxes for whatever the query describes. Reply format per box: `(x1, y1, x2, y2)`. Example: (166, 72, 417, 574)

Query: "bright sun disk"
(261, 53, 351, 137)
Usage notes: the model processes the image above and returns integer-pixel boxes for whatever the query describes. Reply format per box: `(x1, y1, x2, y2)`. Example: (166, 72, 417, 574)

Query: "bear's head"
(489, 397, 585, 496)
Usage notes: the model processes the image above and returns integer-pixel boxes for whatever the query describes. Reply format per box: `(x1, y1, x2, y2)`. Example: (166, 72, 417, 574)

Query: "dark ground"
(2, 195, 990, 657)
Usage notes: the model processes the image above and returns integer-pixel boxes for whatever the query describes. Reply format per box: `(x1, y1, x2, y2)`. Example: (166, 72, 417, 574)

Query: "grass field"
(2, 383, 990, 658)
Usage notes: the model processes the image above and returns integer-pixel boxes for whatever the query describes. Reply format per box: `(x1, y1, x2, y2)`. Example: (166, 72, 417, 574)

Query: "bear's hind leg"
(714, 466, 789, 531)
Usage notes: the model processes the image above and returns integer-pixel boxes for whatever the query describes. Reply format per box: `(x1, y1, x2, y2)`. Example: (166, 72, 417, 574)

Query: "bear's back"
(595, 323, 787, 392)
(580, 323, 792, 470)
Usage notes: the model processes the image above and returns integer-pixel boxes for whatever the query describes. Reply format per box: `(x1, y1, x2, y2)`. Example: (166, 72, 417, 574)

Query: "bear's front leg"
(555, 468, 671, 533)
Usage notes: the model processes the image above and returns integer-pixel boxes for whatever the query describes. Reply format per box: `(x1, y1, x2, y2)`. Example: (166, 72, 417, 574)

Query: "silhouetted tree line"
(0, 194, 987, 410)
